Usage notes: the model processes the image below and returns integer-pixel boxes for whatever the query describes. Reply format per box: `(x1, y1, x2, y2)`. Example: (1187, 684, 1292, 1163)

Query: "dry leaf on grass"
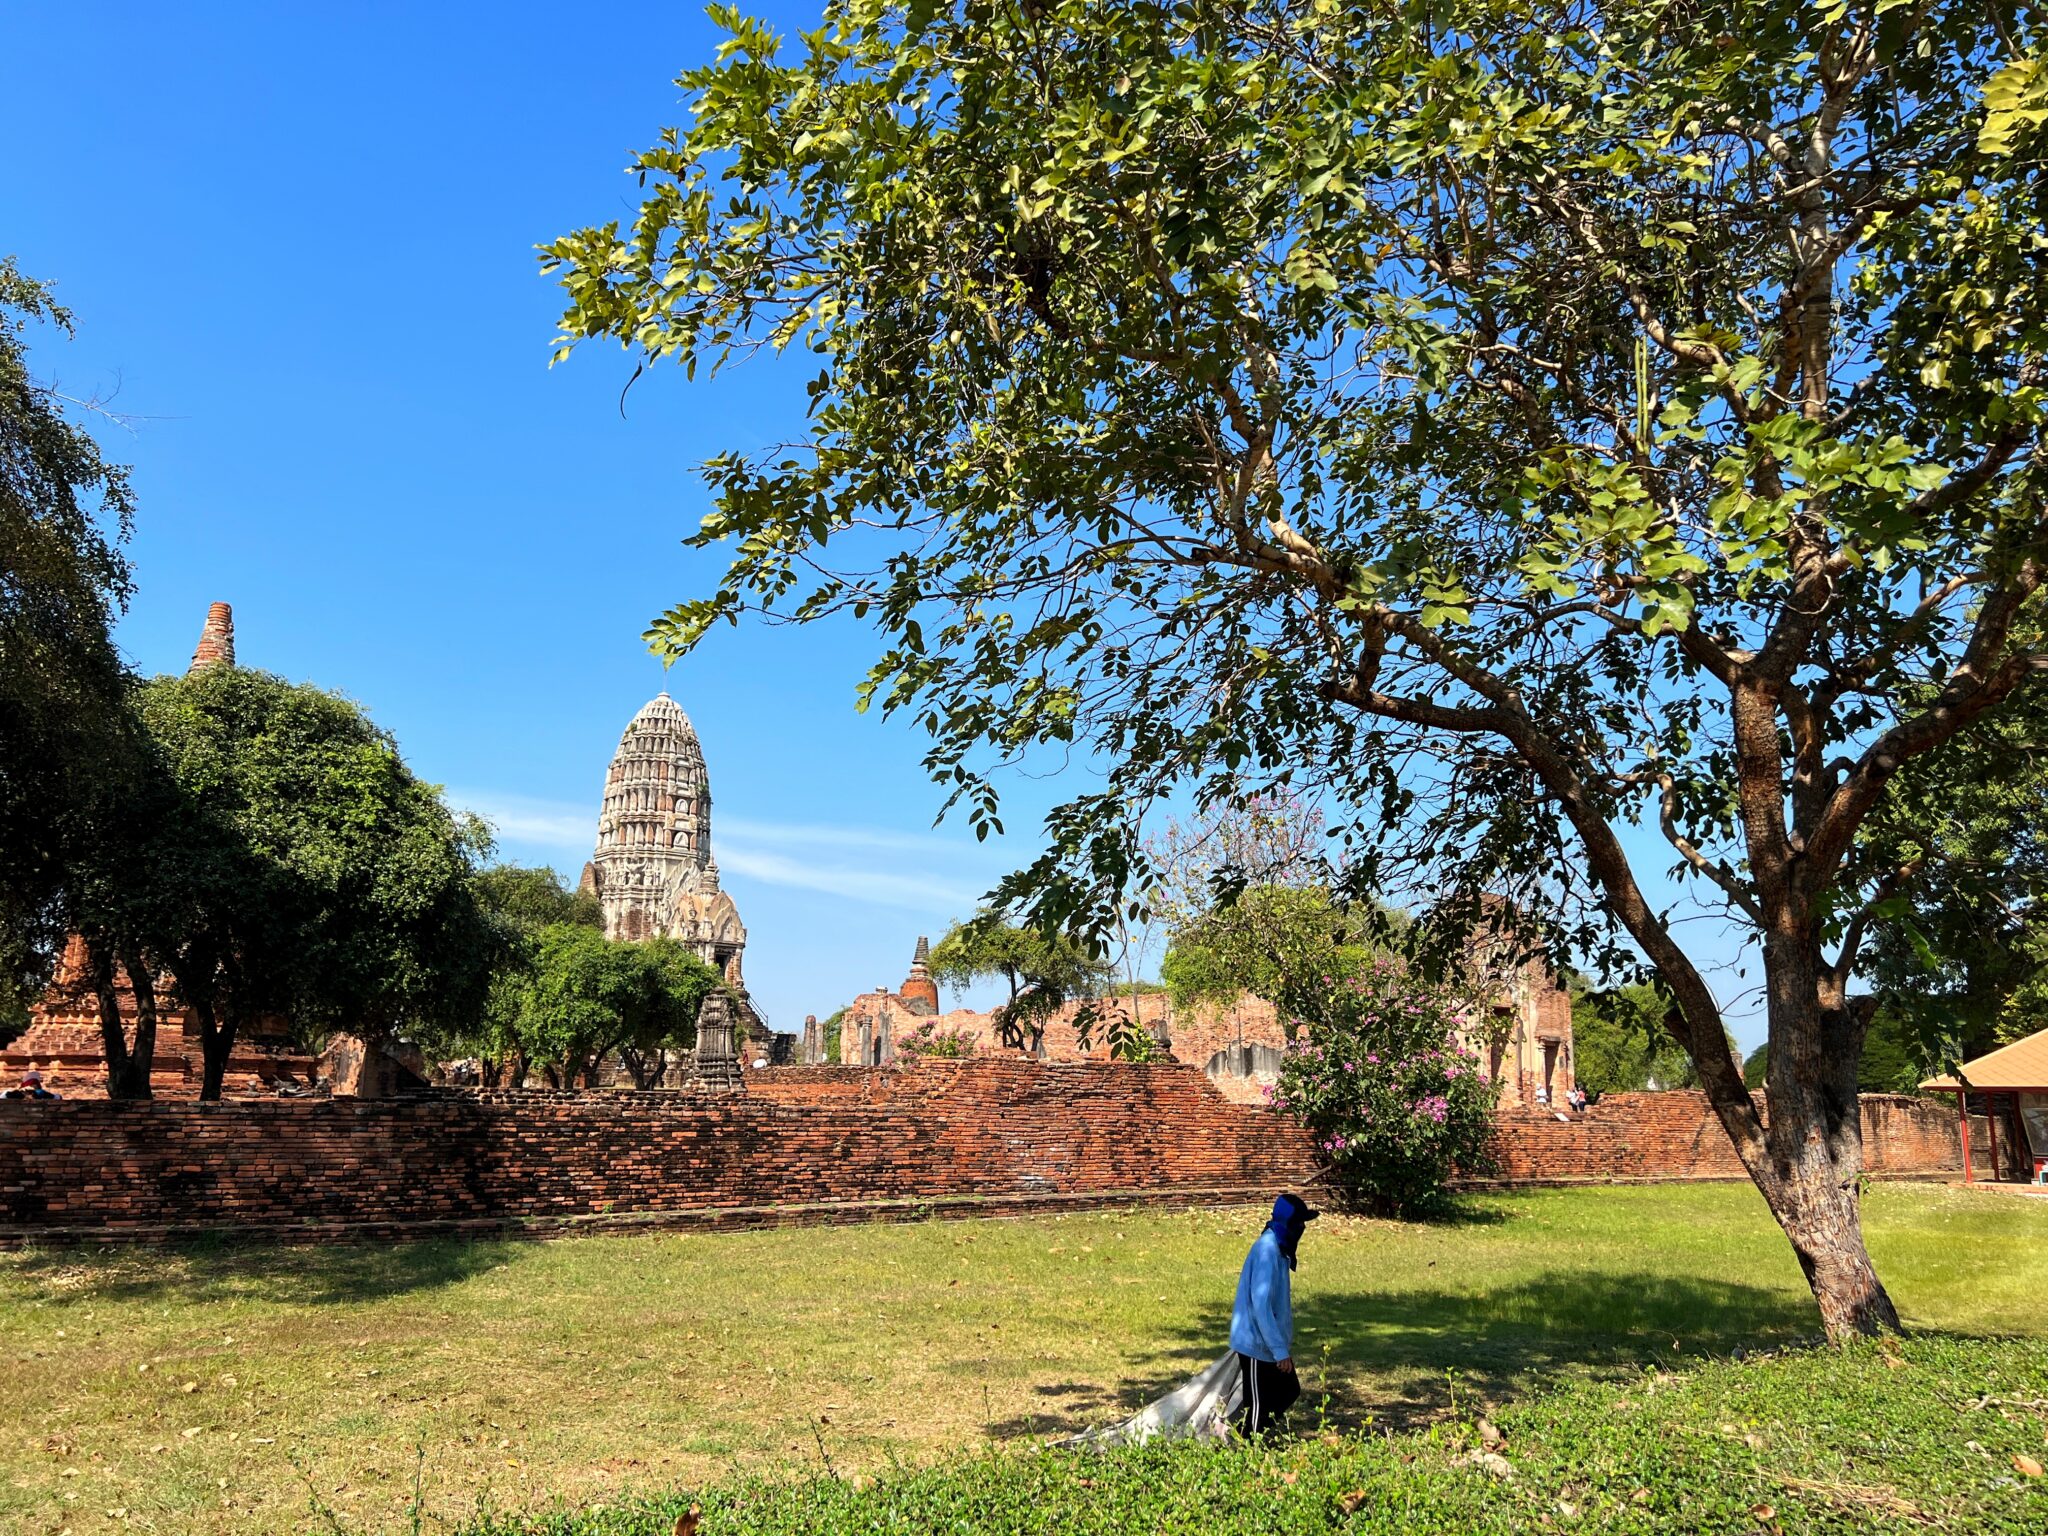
(1465, 1450, 1514, 1479)
(1749, 1502, 1776, 1521)
(2014, 1454, 2044, 1477)
(1337, 1489, 1369, 1514)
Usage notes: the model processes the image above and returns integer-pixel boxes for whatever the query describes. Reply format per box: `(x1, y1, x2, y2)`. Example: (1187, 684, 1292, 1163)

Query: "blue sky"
(3, 1, 1767, 1044)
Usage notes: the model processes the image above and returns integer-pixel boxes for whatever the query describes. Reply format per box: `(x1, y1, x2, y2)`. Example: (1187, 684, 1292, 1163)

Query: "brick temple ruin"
(807, 935, 1578, 1109)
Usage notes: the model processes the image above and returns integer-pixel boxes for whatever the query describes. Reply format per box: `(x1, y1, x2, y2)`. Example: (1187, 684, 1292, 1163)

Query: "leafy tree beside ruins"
(927, 914, 1113, 1054)
(4, 256, 514, 1101)
(1147, 793, 1390, 1030)
(1851, 685, 2048, 1067)
(0, 257, 134, 1014)
(550, 1, 2044, 1338)
(67, 665, 501, 1098)
(498, 925, 720, 1088)
(1569, 981, 1697, 1095)
(473, 863, 605, 937)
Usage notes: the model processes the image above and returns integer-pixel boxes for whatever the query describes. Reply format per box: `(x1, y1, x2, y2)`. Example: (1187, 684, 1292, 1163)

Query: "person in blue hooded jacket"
(1229, 1192, 1317, 1436)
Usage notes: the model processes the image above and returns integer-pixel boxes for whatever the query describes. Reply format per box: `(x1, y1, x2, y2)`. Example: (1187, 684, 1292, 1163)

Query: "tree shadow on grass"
(989, 1269, 1815, 1439)
(6, 1234, 515, 1308)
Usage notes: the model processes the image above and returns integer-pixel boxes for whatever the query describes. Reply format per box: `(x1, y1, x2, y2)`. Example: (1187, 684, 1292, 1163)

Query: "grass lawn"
(1, 1182, 2043, 1534)
(464, 1334, 2048, 1535)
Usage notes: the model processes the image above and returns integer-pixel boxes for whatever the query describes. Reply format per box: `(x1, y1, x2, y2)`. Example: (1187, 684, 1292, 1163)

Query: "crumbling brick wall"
(1480, 1090, 1962, 1184)
(0, 1066, 1962, 1246)
(0, 1060, 1320, 1242)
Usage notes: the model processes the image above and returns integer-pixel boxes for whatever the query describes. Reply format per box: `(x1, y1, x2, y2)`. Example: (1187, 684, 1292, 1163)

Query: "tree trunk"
(111, 949, 161, 1099)
(84, 937, 145, 1100)
(1768, 1163, 1901, 1339)
(1693, 925, 1901, 1340)
(194, 997, 235, 1102)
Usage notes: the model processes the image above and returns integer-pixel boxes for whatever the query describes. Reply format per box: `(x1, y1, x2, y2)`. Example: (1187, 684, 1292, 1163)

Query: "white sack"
(1060, 1350, 1242, 1448)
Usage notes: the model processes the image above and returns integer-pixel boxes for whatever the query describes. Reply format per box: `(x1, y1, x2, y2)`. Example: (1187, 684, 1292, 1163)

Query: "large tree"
(77, 666, 500, 1098)
(547, 1, 2046, 1338)
(504, 925, 719, 1087)
(1850, 687, 2048, 1068)
(927, 913, 1113, 1053)
(0, 258, 135, 1005)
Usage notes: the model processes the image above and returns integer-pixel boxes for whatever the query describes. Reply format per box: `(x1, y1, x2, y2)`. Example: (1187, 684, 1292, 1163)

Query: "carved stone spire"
(686, 990, 744, 1091)
(189, 602, 235, 673)
(584, 692, 746, 991)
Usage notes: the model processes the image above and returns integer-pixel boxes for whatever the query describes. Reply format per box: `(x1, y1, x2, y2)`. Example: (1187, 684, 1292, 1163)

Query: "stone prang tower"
(579, 693, 748, 991)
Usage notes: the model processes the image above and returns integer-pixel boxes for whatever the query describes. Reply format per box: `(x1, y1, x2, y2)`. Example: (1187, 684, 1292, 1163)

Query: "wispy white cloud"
(447, 790, 594, 853)
(450, 790, 999, 914)
(719, 815, 1003, 863)
(716, 846, 983, 914)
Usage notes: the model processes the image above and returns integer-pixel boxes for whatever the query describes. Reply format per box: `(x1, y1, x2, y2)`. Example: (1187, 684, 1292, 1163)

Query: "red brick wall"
(0, 1067, 1963, 1246)
(0, 1060, 1319, 1243)
(1481, 1090, 1962, 1185)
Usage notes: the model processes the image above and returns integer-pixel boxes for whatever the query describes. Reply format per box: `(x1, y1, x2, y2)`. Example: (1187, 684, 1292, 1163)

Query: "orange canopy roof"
(1922, 1026, 2048, 1092)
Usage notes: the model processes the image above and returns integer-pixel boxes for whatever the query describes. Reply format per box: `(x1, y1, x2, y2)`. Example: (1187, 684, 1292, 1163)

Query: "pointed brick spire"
(189, 602, 235, 673)
(901, 935, 940, 1016)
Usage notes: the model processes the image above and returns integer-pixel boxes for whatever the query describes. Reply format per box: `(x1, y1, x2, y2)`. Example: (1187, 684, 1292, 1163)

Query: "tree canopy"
(500, 926, 721, 1087)
(1851, 686, 2048, 1072)
(1162, 884, 1370, 1026)
(70, 666, 499, 1097)
(474, 863, 605, 937)
(927, 913, 1113, 1052)
(1570, 981, 1697, 1094)
(0, 258, 134, 1005)
(549, 0, 2047, 1339)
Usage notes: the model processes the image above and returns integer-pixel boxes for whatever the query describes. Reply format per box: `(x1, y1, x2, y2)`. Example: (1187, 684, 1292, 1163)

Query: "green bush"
(1271, 960, 1497, 1216)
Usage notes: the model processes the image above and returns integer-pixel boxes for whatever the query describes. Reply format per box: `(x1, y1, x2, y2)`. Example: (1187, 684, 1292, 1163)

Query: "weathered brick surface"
(0, 1066, 1962, 1247)
(0, 1061, 1321, 1244)
(1480, 1090, 1962, 1185)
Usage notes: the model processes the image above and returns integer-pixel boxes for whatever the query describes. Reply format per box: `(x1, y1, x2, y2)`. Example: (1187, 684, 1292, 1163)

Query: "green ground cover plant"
(1, 1184, 2042, 1534)
(463, 1335, 2048, 1535)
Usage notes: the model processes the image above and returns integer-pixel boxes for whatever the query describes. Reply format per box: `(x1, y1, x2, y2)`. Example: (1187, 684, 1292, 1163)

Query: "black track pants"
(1234, 1352, 1300, 1436)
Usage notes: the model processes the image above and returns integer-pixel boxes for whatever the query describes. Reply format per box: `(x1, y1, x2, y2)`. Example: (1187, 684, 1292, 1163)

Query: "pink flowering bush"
(1269, 959, 1498, 1216)
(895, 1018, 978, 1058)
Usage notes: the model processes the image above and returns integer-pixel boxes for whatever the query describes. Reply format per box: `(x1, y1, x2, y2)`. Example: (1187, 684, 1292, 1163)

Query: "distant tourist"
(1568, 1085, 1588, 1114)
(4, 1070, 60, 1100)
(1229, 1192, 1317, 1436)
